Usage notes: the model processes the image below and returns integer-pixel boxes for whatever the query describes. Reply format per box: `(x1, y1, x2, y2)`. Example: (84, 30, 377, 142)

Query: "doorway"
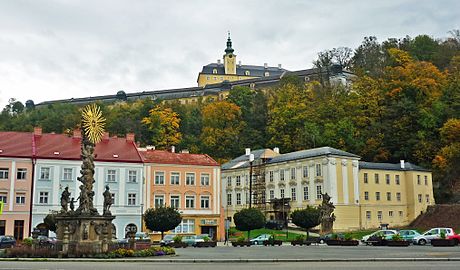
(200, 226, 216, 240)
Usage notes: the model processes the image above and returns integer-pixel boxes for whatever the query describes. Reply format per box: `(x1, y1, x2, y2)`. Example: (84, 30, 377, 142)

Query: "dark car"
(37, 235, 58, 246)
(318, 233, 345, 244)
(265, 220, 284, 230)
(0, 235, 16, 248)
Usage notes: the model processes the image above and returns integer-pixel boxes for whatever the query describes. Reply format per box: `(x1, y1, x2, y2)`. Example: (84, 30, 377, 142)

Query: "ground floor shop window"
(172, 219, 195, 233)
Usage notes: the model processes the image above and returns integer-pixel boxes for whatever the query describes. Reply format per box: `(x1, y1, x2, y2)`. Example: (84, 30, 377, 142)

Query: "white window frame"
(39, 192, 48, 204)
(280, 189, 285, 198)
(236, 176, 241, 186)
(315, 164, 322, 177)
(226, 193, 232, 206)
(280, 170, 285, 181)
(236, 193, 242, 205)
(291, 187, 296, 201)
(0, 193, 8, 203)
(154, 171, 165, 185)
(303, 166, 308, 178)
(186, 173, 195, 185)
(186, 195, 195, 209)
(200, 195, 210, 209)
(270, 190, 275, 200)
(106, 169, 116, 182)
(127, 193, 137, 206)
(16, 168, 27, 180)
(200, 173, 210, 186)
(290, 168, 296, 180)
(303, 186, 308, 201)
(170, 172, 180, 185)
(170, 195, 180, 209)
(269, 171, 274, 182)
(154, 195, 165, 208)
(128, 170, 137, 183)
(0, 168, 9, 180)
(15, 194, 26, 205)
(40, 167, 50, 180)
(63, 168, 73, 181)
(316, 185, 322, 199)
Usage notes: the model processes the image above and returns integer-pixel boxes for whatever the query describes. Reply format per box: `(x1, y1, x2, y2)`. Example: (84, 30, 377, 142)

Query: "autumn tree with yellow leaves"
(142, 105, 182, 149)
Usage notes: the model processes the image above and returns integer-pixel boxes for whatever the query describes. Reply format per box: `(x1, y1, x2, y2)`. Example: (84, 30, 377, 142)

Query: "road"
(0, 261, 458, 270)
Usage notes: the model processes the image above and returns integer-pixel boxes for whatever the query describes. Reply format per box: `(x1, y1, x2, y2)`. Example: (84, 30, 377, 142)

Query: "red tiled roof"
(34, 134, 143, 163)
(140, 150, 219, 166)
(0, 132, 33, 158)
(0, 131, 143, 163)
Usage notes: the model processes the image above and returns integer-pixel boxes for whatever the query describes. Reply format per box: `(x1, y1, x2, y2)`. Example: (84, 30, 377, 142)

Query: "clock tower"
(223, 32, 237, 75)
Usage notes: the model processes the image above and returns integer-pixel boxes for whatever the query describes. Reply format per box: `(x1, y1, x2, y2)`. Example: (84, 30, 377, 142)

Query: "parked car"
(135, 232, 150, 241)
(447, 234, 460, 245)
(397, 230, 420, 241)
(361, 230, 398, 244)
(159, 234, 176, 246)
(250, 234, 272, 245)
(37, 235, 58, 246)
(318, 233, 345, 244)
(0, 235, 16, 248)
(182, 235, 197, 246)
(413, 228, 455, 245)
(265, 220, 284, 230)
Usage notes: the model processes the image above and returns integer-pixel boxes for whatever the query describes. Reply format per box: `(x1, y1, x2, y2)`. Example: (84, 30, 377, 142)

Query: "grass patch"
(229, 228, 305, 241)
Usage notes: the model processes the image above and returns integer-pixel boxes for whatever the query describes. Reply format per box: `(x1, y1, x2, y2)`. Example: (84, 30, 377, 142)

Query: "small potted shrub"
(325, 233, 342, 246)
(291, 235, 309, 246)
(341, 233, 359, 246)
(263, 235, 282, 246)
(386, 234, 410, 247)
(168, 235, 187, 248)
(431, 232, 457, 247)
(231, 236, 251, 247)
(195, 235, 217, 248)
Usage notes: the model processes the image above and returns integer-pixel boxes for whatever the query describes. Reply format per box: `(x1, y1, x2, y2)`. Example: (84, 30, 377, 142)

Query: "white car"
(412, 228, 455, 245)
(361, 230, 398, 244)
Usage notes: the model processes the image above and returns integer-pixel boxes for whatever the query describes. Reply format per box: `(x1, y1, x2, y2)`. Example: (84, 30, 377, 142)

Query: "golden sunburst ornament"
(82, 104, 106, 144)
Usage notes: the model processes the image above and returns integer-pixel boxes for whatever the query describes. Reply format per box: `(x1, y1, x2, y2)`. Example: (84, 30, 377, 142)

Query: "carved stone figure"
(70, 197, 75, 211)
(103, 185, 112, 215)
(60, 187, 71, 212)
(319, 193, 336, 234)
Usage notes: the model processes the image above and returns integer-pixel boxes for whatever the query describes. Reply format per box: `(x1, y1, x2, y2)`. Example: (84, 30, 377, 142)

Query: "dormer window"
(264, 72, 270, 77)
(212, 69, 218, 74)
(245, 70, 250, 76)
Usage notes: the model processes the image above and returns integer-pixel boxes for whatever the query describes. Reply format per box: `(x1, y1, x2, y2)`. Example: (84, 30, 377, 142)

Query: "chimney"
(217, 59, 221, 64)
(181, 149, 189, 154)
(278, 64, 282, 69)
(245, 148, 251, 156)
(400, 160, 405, 169)
(264, 63, 268, 69)
(273, 147, 280, 154)
(102, 132, 109, 141)
(73, 129, 81, 139)
(171, 146, 175, 153)
(126, 133, 135, 142)
(33, 127, 42, 137)
(238, 61, 242, 67)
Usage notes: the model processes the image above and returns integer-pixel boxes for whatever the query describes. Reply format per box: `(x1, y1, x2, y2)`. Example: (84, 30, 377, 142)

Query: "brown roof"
(140, 150, 219, 166)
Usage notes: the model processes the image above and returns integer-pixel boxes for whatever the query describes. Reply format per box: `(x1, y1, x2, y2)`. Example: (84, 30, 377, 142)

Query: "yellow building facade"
(197, 33, 286, 87)
(221, 147, 434, 231)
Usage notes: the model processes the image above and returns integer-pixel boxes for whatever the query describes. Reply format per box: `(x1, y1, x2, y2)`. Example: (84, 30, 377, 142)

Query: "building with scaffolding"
(221, 147, 435, 231)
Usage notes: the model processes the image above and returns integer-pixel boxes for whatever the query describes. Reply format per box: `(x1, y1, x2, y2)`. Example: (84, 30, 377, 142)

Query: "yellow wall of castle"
(197, 74, 258, 87)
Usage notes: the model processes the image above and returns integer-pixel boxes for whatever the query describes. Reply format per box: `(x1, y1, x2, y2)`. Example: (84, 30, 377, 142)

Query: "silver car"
(412, 228, 455, 245)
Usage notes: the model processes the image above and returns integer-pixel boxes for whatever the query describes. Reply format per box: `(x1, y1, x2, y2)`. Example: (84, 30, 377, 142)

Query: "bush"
(392, 234, 403, 241)
(172, 235, 183, 243)
(236, 236, 246, 242)
(344, 233, 353, 241)
(22, 237, 33, 247)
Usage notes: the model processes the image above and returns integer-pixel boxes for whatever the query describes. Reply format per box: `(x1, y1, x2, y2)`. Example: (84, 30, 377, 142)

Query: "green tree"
(233, 208, 266, 240)
(44, 213, 57, 233)
(143, 206, 182, 240)
(291, 206, 321, 239)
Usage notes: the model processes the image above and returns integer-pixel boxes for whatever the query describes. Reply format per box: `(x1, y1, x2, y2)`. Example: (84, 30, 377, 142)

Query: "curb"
(1, 258, 460, 263)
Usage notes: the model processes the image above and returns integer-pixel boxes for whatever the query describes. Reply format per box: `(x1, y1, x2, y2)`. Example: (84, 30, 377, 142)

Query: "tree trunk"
(161, 231, 164, 240)
(306, 228, 309, 240)
(247, 230, 250, 240)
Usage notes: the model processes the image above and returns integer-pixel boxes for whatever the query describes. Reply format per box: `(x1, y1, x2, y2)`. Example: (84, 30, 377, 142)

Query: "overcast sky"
(0, 0, 459, 109)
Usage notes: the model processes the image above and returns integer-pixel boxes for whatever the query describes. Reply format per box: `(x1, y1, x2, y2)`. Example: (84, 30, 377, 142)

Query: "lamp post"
(140, 203, 144, 232)
(247, 151, 254, 209)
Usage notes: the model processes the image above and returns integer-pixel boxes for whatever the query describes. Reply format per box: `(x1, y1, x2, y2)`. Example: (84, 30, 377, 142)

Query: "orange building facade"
(140, 149, 223, 241)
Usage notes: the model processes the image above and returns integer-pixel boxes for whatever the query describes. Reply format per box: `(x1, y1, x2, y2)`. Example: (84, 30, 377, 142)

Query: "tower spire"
(225, 31, 234, 54)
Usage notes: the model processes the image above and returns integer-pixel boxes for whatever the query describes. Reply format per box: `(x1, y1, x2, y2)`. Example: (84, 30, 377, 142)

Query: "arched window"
(212, 69, 218, 74)
(245, 70, 250, 76)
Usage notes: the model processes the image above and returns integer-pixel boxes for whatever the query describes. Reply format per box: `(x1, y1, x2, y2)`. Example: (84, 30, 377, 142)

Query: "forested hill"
(1, 32, 460, 203)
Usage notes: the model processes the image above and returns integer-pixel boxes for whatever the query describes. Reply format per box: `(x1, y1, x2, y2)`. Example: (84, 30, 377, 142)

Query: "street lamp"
(246, 149, 254, 209)
(140, 203, 144, 232)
